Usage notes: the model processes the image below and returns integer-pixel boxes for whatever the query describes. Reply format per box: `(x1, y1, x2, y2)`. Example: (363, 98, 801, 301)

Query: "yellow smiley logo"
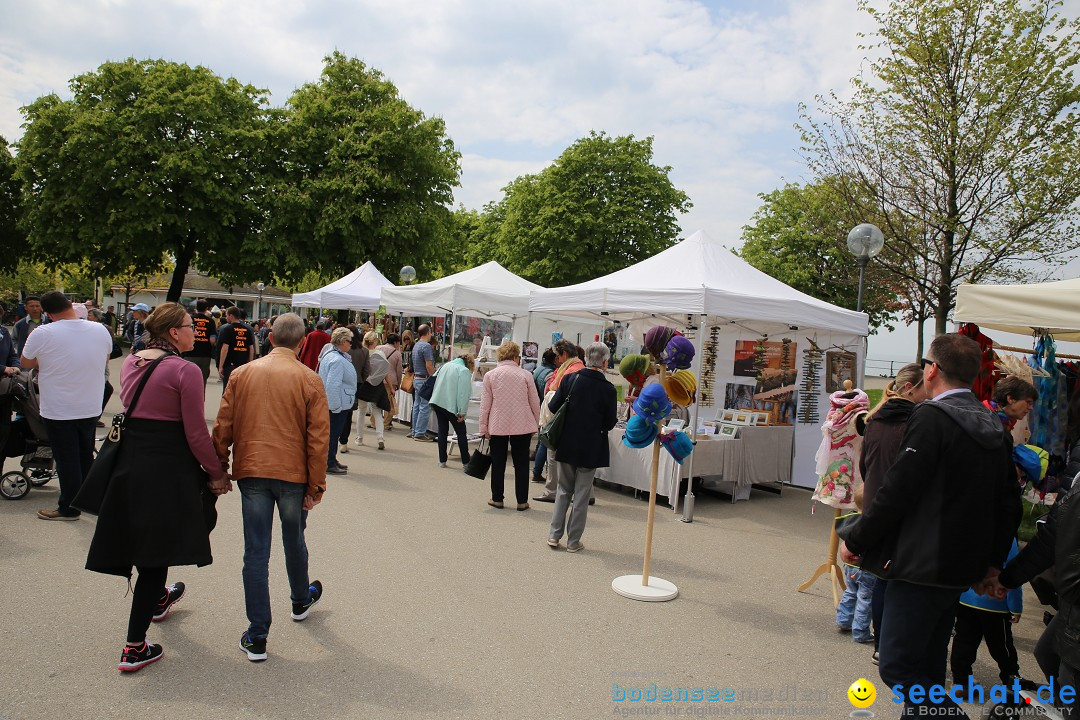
(848, 678, 876, 708)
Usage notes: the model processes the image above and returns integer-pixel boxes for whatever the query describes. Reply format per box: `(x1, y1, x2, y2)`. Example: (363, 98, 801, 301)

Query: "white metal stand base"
(612, 574, 679, 602)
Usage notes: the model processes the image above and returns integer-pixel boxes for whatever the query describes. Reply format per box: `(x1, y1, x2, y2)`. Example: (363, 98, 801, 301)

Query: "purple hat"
(633, 383, 671, 421)
(661, 335, 695, 370)
(644, 326, 677, 359)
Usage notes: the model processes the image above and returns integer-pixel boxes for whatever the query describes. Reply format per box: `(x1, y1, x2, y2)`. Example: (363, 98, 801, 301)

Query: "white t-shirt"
(21, 319, 113, 420)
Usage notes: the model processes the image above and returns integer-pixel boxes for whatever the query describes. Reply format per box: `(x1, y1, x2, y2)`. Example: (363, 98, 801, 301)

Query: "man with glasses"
(838, 334, 1020, 718)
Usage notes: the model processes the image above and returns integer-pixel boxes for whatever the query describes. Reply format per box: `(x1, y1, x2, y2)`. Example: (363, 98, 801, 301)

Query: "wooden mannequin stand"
(797, 379, 858, 606)
(796, 508, 846, 605)
(613, 365, 679, 602)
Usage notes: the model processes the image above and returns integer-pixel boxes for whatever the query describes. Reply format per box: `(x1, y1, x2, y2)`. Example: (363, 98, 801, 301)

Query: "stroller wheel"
(28, 469, 54, 487)
(0, 471, 31, 500)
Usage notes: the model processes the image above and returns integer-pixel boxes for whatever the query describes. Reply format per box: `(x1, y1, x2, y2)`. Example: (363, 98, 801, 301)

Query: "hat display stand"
(796, 379, 857, 605)
(613, 365, 679, 602)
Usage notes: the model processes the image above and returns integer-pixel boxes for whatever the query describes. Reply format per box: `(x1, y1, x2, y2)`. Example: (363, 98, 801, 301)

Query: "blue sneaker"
(291, 580, 323, 621)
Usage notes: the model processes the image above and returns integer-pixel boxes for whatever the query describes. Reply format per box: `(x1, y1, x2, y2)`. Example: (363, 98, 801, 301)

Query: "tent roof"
(291, 261, 394, 310)
(379, 261, 543, 318)
(955, 277, 1080, 341)
(528, 230, 868, 335)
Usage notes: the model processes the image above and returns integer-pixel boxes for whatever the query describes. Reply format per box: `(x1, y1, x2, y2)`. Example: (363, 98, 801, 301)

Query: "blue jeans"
(879, 580, 967, 718)
(43, 417, 97, 514)
(238, 477, 311, 641)
(533, 441, 548, 477)
(836, 563, 876, 642)
(327, 410, 348, 469)
(410, 386, 431, 437)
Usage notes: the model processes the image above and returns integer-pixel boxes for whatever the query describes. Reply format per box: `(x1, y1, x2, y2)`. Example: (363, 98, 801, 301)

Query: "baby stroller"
(1, 370, 56, 500)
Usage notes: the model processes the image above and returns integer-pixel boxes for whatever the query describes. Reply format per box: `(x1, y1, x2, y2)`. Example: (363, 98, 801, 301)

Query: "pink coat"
(480, 360, 541, 437)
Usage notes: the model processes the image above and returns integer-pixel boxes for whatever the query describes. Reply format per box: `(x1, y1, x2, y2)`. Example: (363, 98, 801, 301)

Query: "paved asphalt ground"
(0, 361, 1047, 719)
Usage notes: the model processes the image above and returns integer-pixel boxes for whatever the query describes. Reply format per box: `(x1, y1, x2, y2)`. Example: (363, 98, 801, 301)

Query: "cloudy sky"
(3, 0, 1078, 364)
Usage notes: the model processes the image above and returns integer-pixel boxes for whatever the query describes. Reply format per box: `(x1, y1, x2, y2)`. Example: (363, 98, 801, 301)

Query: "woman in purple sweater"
(85, 302, 231, 673)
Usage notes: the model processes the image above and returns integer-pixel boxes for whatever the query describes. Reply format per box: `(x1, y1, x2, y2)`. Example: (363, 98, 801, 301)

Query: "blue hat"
(132, 303, 150, 312)
(633, 383, 671, 421)
(623, 414, 659, 449)
(659, 431, 694, 464)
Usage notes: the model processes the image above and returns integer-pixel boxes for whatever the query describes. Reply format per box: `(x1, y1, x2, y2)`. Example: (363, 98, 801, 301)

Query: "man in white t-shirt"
(20, 291, 113, 520)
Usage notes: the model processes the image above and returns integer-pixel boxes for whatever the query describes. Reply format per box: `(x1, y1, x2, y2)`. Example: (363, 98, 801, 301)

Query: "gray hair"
(271, 313, 305, 349)
(584, 341, 610, 368)
(88, 308, 104, 321)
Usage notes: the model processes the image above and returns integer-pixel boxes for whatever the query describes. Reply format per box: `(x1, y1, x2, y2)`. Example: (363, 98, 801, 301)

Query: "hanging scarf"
(811, 389, 869, 509)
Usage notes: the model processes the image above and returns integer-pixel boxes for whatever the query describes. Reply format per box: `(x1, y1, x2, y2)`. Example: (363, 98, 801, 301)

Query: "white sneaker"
(439, 461, 447, 468)
(339, 444, 349, 454)
(354, 438, 364, 447)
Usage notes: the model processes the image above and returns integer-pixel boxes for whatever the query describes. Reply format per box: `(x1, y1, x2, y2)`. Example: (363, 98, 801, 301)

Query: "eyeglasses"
(176, 324, 194, 330)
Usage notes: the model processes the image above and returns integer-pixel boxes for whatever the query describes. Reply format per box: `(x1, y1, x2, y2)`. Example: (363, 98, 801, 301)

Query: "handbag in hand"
(464, 437, 492, 479)
(400, 368, 415, 394)
(539, 376, 576, 450)
(72, 353, 169, 515)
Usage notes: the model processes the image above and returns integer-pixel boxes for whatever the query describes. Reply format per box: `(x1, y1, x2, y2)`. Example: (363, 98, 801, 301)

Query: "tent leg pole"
(680, 314, 707, 522)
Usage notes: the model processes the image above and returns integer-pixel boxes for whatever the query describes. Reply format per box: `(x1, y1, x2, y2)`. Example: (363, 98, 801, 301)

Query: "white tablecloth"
(394, 389, 481, 436)
(595, 425, 793, 504)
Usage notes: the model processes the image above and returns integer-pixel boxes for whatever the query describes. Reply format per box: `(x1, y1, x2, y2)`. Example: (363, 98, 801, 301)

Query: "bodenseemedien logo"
(847, 678, 876, 717)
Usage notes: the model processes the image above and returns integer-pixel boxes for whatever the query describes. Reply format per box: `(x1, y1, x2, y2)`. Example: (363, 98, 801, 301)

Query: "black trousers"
(127, 566, 168, 643)
(43, 417, 97, 514)
(950, 604, 1020, 683)
(872, 577, 888, 651)
(879, 580, 968, 718)
(489, 434, 531, 504)
(433, 406, 470, 465)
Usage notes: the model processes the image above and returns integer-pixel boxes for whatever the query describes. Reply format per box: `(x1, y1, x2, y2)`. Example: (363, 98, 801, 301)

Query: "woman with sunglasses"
(85, 302, 231, 673)
(858, 362, 929, 664)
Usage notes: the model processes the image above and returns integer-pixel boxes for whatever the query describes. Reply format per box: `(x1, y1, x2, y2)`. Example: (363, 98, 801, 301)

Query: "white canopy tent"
(955, 277, 1080, 342)
(529, 230, 869, 496)
(291, 261, 395, 311)
(380, 261, 602, 349)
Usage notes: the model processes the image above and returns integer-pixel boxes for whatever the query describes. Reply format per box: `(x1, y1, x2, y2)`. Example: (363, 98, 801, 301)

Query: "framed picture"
(826, 351, 859, 393)
(522, 341, 539, 362)
(730, 411, 753, 426)
(751, 411, 770, 426)
(718, 424, 739, 439)
(716, 408, 738, 422)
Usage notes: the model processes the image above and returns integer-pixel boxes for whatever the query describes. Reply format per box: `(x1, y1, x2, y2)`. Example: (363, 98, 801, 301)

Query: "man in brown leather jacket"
(212, 312, 330, 663)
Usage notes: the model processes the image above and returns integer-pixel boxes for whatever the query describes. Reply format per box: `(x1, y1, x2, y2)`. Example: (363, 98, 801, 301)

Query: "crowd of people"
(1, 292, 622, 670)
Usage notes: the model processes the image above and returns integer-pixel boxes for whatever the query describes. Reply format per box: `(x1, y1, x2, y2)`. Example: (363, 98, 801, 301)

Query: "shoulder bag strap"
(125, 352, 172, 416)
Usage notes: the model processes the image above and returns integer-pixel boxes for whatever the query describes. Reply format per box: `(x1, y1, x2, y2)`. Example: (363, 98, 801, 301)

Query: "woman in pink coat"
(480, 341, 541, 510)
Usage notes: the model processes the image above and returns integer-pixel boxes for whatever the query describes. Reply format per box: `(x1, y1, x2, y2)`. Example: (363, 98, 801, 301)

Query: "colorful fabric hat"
(662, 369, 697, 406)
(623, 414, 659, 449)
(619, 353, 652, 389)
(644, 326, 678, 359)
(1013, 444, 1049, 485)
(661, 335, 695, 370)
(633, 383, 671, 421)
(659, 430, 694, 465)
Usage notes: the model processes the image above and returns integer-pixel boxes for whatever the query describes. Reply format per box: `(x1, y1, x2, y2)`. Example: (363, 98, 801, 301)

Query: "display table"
(393, 388, 482, 437)
(595, 425, 793, 505)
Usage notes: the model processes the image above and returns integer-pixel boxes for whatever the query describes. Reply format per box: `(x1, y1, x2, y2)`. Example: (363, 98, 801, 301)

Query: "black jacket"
(547, 368, 617, 469)
(839, 390, 1020, 589)
(859, 399, 916, 511)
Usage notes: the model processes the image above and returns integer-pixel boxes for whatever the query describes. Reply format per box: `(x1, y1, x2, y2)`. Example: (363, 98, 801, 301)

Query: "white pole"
(678, 314, 708, 521)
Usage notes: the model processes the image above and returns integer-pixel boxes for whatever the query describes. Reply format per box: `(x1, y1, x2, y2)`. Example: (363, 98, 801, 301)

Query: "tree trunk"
(915, 315, 925, 361)
(167, 243, 195, 303)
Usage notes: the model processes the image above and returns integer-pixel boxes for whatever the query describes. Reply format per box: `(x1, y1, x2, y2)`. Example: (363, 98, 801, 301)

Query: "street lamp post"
(846, 224, 884, 313)
(846, 224, 884, 386)
(256, 282, 265, 322)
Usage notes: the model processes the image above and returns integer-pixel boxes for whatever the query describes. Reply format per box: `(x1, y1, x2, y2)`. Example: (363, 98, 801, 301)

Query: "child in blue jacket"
(949, 539, 1033, 690)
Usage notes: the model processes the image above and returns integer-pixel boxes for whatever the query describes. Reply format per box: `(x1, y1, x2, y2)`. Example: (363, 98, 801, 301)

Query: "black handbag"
(418, 371, 439, 401)
(463, 438, 492, 479)
(72, 353, 169, 515)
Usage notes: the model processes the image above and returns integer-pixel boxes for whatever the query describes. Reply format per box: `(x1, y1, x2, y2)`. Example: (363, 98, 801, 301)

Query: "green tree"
(0, 135, 21, 271)
(738, 181, 901, 331)
(482, 132, 692, 287)
(271, 52, 461, 283)
(800, 0, 1080, 335)
(16, 58, 273, 302)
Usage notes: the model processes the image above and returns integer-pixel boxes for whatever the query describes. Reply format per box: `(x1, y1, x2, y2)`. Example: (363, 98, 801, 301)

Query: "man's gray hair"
(271, 313, 305, 349)
(584, 341, 610, 368)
